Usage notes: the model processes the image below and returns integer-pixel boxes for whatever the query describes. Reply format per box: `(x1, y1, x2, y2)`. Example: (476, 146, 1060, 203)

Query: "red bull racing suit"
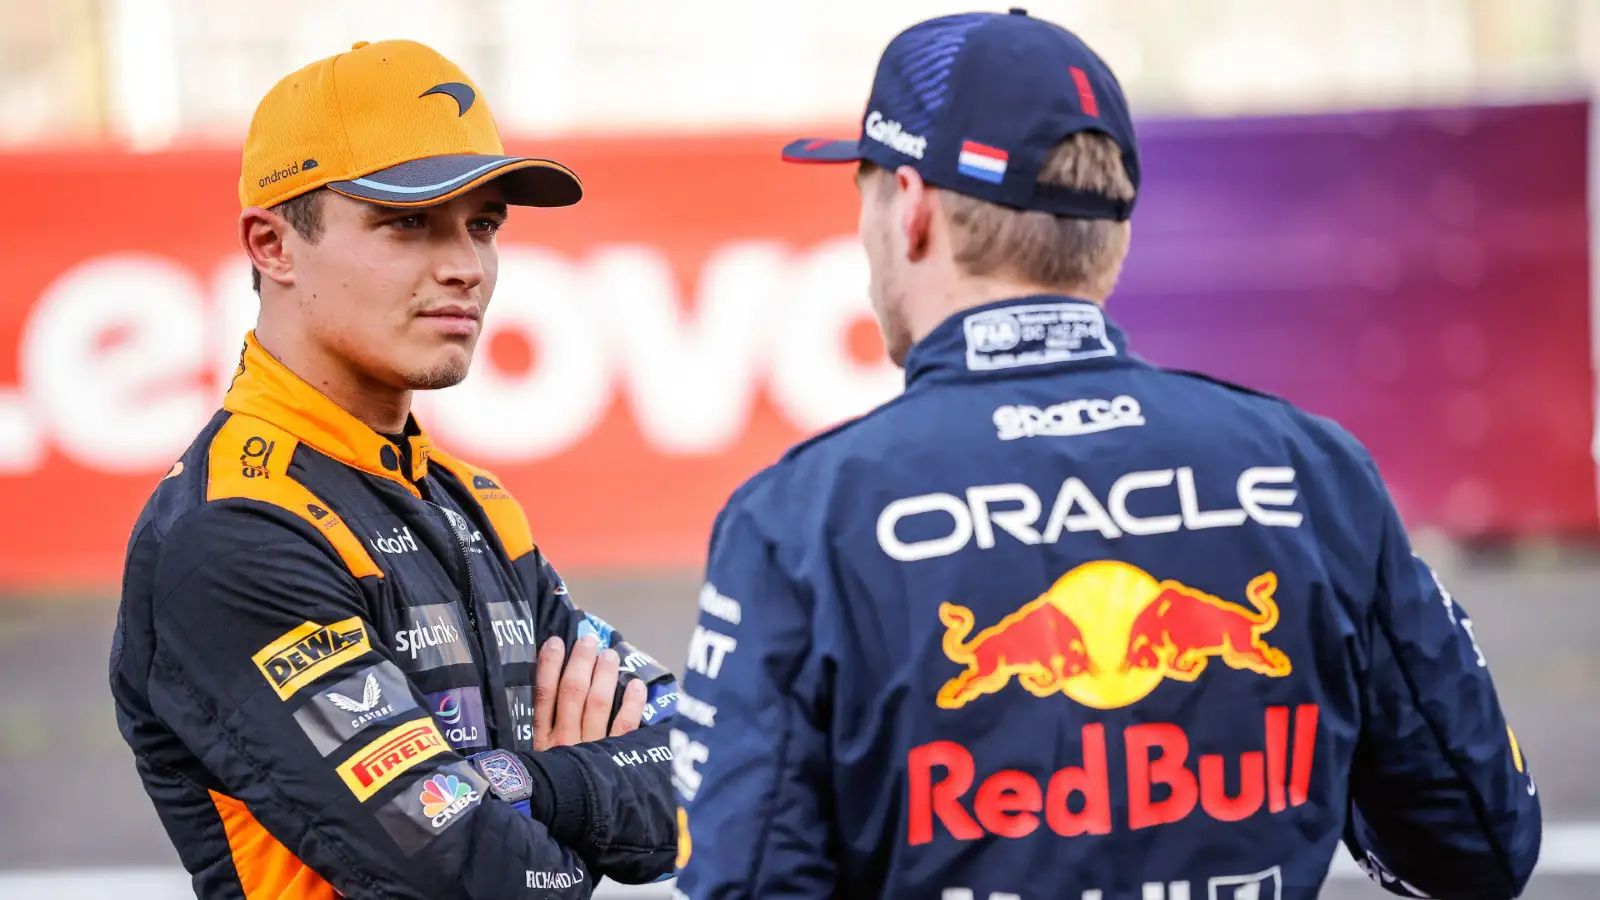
(671, 296, 1541, 899)
(110, 333, 680, 898)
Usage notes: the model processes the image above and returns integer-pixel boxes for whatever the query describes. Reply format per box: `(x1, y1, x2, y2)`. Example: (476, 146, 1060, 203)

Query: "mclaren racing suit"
(671, 296, 1541, 900)
(110, 333, 680, 899)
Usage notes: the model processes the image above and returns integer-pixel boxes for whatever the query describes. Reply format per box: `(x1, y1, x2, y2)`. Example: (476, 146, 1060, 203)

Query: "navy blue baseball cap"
(782, 8, 1139, 221)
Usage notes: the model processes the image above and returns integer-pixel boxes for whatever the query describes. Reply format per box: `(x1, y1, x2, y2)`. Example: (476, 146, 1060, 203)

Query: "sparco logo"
(994, 395, 1145, 440)
(396, 615, 461, 660)
(864, 110, 927, 159)
(370, 526, 419, 555)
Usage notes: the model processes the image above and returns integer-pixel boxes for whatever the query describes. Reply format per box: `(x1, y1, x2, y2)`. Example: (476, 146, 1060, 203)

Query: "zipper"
(435, 501, 501, 747)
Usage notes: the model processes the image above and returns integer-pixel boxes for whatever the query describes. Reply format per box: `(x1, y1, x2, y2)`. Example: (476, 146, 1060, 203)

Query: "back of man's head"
(943, 132, 1135, 299)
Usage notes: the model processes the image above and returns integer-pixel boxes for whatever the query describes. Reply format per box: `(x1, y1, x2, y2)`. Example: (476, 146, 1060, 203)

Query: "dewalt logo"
(253, 617, 371, 700)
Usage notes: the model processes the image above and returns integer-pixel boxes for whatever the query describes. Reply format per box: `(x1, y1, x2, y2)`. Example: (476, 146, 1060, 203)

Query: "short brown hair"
(943, 132, 1135, 295)
(251, 189, 326, 294)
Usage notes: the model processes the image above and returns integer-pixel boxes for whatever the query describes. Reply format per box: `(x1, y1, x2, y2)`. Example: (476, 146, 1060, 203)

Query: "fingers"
(532, 636, 563, 751)
(554, 634, 600, 748)
(611, 678, 647, 737)
(582, 648, 621, 742)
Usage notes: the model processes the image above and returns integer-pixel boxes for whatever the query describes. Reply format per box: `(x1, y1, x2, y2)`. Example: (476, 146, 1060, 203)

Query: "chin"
(406, 352, 474, 391)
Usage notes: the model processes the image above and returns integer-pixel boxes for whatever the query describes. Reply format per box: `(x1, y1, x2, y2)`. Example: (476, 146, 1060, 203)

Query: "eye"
(391, 213, 427, 230)
(469, 217, 504, 236)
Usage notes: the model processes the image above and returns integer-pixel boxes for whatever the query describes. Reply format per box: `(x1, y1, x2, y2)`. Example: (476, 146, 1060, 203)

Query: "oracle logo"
(0, 238, 899, 474)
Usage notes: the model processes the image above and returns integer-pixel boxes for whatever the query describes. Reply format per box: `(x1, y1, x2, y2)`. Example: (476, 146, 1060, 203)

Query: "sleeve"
(148, 506, 597, 900)
(670, 496, 838, 899)
(1342, 478, 1542, 900)
(512, 549, 680, 884)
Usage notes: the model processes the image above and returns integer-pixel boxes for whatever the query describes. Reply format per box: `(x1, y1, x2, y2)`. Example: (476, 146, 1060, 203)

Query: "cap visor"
(781, 138, 863, 164)
(328, 154, 582, 208)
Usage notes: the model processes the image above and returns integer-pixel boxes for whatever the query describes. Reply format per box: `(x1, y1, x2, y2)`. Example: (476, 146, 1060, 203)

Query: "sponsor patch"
(425, 687, 488, 750)
(376, 762, 486, 855)
(393, 604, 473, 672)
(863, 109, 927, 159)
(698, 583, 742, 625)
(993, 395, 1145, 440)
(472, 749, 534, 803)
(506, 685, 535, 750)
(293, 662, 418, 755)
(963, 303, 1116, 372)
(642, 685, 679, 725)
(337, 718, 449, 801)
(577, 614, 615, 648)
(526, 870, 585, 890)
(615, 638, 662, 674)
(470, 473, 510, 501)
(254, 617, 370, 700)
(485, 601, 539, 665)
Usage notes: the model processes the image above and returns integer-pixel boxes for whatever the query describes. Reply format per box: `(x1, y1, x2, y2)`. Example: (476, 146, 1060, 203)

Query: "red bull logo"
(907, 705, 1321, 843)
(937, 561, 1292, 710)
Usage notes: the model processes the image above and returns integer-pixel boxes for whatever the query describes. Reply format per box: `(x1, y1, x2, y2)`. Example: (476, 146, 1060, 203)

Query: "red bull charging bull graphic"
(913, 561, 1315, 844)
(937, 560, 1291, 710)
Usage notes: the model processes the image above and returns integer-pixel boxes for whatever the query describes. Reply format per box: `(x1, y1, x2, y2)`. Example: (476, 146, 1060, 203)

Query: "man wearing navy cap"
(670, 9, 1540, 900)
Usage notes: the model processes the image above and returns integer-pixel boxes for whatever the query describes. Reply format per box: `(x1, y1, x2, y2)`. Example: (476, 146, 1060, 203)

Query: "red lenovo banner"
(0, 104, 1593, 590)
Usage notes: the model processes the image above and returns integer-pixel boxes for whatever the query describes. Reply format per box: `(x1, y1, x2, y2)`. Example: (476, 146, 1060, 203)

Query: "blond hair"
(943, 132, 1135, 295)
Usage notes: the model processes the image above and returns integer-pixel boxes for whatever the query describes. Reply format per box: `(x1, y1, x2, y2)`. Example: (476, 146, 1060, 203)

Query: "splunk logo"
(393, 605, 472, 671)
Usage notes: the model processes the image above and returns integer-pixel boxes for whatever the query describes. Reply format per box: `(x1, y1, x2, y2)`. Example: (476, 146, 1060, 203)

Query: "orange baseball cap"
(239, 39, 580, 210)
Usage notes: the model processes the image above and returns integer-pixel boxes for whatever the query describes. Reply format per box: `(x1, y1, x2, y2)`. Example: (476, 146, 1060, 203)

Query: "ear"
(894, 165, 935, 262)
(239, 207, 295, 289)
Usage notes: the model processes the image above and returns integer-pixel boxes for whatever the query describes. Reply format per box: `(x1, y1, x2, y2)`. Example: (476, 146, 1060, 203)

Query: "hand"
(533, 634, 648, 750)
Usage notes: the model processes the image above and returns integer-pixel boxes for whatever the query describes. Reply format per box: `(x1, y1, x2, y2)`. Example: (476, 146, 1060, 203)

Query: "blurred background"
(0, 0, 1597, 897)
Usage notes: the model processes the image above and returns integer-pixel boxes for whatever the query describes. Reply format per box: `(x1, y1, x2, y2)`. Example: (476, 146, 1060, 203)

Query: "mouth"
(417, 305, 482, 336)
(418, 304, 482, 321)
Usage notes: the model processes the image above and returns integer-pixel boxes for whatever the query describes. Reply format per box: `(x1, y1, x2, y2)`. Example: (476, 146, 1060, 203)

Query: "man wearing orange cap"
(109, 40, 679, 898)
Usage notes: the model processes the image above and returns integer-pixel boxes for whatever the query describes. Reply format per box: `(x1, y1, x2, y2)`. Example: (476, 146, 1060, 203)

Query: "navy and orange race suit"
(671, 296, 1542, 900)
(110, 333, 679, 899)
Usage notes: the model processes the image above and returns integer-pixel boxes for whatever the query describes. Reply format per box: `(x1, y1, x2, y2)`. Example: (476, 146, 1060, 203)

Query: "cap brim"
(327, 154, 582, 208)
(780, 138, 863, 164)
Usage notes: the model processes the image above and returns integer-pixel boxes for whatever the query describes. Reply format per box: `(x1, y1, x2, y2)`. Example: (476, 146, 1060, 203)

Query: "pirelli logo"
(338, 719, 449, 801)
(253, 617, 370, 700)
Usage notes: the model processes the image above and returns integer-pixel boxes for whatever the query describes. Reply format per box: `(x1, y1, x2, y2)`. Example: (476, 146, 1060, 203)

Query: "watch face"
(474, 749, 533, 802)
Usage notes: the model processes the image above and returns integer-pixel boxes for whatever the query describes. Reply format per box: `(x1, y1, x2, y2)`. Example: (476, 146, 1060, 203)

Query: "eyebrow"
(480, 200, 509, 217)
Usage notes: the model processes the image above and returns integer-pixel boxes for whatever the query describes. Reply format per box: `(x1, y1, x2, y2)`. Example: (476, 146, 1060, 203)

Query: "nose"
(434, 224, 487, 291)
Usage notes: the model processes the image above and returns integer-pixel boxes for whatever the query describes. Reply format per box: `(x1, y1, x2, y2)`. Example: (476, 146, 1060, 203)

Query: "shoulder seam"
(428, 448, 537, 561)
(205, 413, 382, 580)
(1157, 367, 1292, 404)
(777, 387, 920, 465)
(150, 537, 340, 617)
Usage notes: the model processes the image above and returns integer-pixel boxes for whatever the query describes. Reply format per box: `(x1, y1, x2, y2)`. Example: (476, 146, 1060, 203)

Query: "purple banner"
(1114, 101, 1595, 538)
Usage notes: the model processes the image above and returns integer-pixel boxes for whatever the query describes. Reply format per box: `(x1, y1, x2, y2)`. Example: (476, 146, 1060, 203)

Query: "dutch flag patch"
(957, 140, 1008, 184)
